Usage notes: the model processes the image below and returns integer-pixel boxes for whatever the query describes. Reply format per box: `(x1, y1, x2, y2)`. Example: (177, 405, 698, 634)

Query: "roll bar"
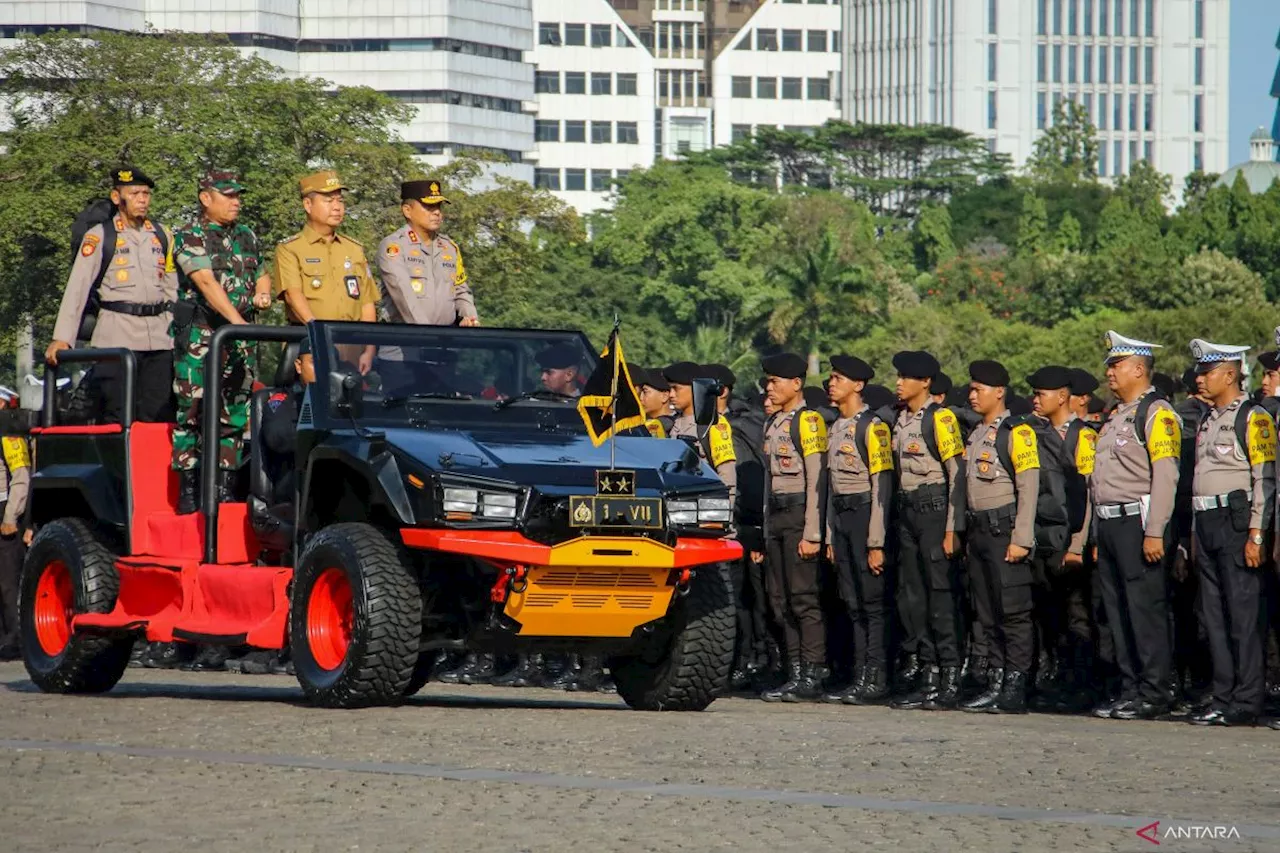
(42, 348, 138, 427)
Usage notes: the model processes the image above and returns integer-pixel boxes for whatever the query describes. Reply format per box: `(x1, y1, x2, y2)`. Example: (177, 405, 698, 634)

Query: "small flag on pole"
(577, 323, 645, 447)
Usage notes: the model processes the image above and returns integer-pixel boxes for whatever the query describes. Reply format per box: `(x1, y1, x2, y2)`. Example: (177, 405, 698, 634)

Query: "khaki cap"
(299, 170, 347, 196)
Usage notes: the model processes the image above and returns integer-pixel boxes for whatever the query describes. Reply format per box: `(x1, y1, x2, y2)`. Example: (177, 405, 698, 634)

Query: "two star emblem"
(596, 470, 634, 495)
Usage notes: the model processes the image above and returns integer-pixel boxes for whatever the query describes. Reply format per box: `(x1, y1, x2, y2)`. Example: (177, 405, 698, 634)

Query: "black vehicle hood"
(382, 427, 717, 494)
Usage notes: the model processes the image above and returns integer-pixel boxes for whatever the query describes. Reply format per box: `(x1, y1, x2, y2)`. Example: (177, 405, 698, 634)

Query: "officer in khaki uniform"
(821, 355, 894, 705)
(48, 167, 177, 422)
(663, 362, 737, 497)
(1184, 340, 1275, 727)
(889, 350, 967, 711)
(759, 352, 828, 702)
(274, 171, 379, 372)
(959, 360, 1040, 715)
(1091, 331, 1181, 721)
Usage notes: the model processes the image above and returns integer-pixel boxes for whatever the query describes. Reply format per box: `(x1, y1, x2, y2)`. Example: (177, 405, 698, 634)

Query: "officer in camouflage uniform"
(171, 170, 274, 513)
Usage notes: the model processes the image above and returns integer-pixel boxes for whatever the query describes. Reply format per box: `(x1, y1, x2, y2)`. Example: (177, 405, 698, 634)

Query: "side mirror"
(328, 370, 363, 418)
(691, 377, 722, 427)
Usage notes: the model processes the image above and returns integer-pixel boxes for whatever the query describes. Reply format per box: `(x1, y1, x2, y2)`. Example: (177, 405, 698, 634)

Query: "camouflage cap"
(199, 169, 245, 194)
(299, 170, 347, 196)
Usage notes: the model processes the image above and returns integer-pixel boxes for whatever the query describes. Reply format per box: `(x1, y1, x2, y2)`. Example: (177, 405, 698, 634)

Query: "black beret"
(863, 383, 895, 410)
(1069, 368, 1099, 396)
(701, 363, 736, 389)
(1026, 365, 1073, 390)
(829, 355, 874, 382)
(662, 361, 701, 385)
(1086, 393, 1106, 414)
(969, 359, 1010, 387)
(112, 166, 154, 188)
(635, 367, 669, 392)
(1008, 395, 1033, 416)
(943, 386, 970, 409)
(1152, 372, 1177, 399)
(537, 343, 579, 370)
(761, 352, 806, 380)
(1259, 351, 1280, 371)
(1181, 367, 1200, 395)
(803, 386, 829, 409)
(930, 372, 953, 396)
(892, 350, 940, 379)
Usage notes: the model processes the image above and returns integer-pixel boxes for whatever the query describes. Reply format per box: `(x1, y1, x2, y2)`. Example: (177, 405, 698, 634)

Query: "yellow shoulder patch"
(866, 420, 894, 474)
(1075, 426, 1097, 476)
(1009, 423, 1041, 473)
(2, 436, 29, 471)
(932, 408, 964, 461)
(645, 418, 666, 439)
(1146, 406, 1181, 463)
(708, 417, 737, 467)
(1247, 410, 1277, 466)
(453, 250, 468, 287)
(798, 410, 828, 457)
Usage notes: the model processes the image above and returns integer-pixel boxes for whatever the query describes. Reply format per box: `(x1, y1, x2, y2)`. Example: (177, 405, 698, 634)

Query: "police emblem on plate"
(573, 501, 593, 524)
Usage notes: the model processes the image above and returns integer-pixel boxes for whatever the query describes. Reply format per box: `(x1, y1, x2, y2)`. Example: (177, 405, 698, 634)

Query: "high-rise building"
(0, 0, 535, 182)
(841, 0, 1231, 189)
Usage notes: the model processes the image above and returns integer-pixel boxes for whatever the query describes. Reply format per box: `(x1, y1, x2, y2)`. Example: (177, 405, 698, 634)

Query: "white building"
(0, 0, 535, 182)
(841, 0, 1230, 188)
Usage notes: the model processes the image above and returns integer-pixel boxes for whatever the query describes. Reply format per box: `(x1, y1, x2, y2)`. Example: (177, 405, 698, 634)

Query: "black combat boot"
(993, 670, 1029, 714)
(961, 656, 989, 695)
(177, 469, 199, 515)
(896, 652, 922, 694)
(962, 667, 1004, 712)
(438, 652, 489, 684)
(847, 666, 891, 705)
(181, 644, 229, 672)
(546, 654, 584, 690)
(142, 641, 183, 669)
(762, 663, 803, 702)
(493, 654, 541, 688)
(128, 638, 148, 668)
(924, 666, 961, 710)
(892, 666, 940, 710)
(217, 469, 239, 504)
(458, 652, 496, 684)
(782, 663, 827, 703)
(824, 666, 867, 704)
(568, 655, 605, 692)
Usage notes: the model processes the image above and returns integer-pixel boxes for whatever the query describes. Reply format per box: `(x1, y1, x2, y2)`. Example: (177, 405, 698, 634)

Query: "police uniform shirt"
(376, 225, 476, 327)
(53, 216, 177, 350)
(1056, 415, 1097, 555)
(825, 408, 893, 549)
(893, 405, 966, 533)
(763, 407, 827, 543)
(274, 223, 379, 323)
(1090, 390, 1181, 538)
(1193, 397, 1275, 531)
(964, 411, 1040, 549)
(670, 412, 738, 494)
(0, 436, 30, 527)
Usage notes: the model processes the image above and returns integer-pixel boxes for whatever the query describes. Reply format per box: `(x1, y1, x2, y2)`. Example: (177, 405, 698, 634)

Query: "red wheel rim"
(307, 567, 354, 671)
(34, 560, 74, 656)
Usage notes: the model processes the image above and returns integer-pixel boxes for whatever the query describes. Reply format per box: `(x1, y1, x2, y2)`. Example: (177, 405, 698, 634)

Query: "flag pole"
(608, 314, 621, 471)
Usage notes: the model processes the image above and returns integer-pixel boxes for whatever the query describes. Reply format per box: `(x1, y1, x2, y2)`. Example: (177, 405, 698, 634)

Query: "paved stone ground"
(1, 661, 1277, 852)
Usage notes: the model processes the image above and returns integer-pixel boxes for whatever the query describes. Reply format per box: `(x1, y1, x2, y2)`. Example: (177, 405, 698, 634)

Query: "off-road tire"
(610, 561, 735, 711)
(291, 523, 421, 708)
(21, 518, 132, 693)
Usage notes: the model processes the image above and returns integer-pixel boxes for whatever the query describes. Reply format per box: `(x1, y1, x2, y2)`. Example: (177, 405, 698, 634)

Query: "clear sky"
(1230, 0, 1280, 163)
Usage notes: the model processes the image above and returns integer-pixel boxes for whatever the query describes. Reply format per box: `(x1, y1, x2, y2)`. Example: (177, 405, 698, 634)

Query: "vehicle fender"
(28, 466, 127, 529)
(301, 445, 414, 531)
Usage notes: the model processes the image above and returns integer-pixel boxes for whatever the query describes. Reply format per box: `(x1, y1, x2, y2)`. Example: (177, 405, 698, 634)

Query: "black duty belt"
(99, 300, 171, 317)
(768, 492, 806, 511)
(896, 483, 947, 513)
(967, 503, 1017, 535)
(832, 492, 872, 512)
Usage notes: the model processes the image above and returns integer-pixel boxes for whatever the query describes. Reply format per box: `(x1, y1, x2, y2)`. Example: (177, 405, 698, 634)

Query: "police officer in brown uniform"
(759, 353, 828, 702)
(889, 351, 967, 711)
(821, 355, 894, 705)
(274, 171, 379, 372)
(1185, 340, 1275, 726)
(0, 432, 30, 659)
(663, 362, 737, 498)
(1091, 331, 1182, 720)
(47, 167, 177, 422)
(635, 368, 673, 437)
(958, 360, 1041, 714)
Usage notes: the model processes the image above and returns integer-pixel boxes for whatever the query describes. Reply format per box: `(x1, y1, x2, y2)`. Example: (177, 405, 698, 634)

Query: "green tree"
(1015, 192, 1050, 256)
(912, 203, 957, 270)
(1027, 101, 1100, 185)
(1054, 211, 1083, 252)
(1114, 159, 1173, 224)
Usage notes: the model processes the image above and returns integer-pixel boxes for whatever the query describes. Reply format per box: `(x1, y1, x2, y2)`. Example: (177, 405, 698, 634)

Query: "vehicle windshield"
(312, 322, 598, 428)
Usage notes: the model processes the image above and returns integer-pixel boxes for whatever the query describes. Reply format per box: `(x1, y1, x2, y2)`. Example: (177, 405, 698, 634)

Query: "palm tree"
(766, 227, 873, 376)
(676, 323, 758, 377)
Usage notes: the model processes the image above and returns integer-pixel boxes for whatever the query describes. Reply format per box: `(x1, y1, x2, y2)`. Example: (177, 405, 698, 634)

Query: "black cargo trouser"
(830, 494, 891, 677)
(764, 500, 826, 665)
(966, 505, 1034, 674)
(1095, 512, 1174, 704)
(896, 485, 963, 668)
(1194, 505, 1266, 716)
(0, 513, 23, 648)
(1033, 548, 1093, 670)
(93, 349, 175, 423)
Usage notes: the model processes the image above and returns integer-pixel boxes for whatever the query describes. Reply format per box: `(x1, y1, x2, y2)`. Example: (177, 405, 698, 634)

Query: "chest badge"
(978, 461, 991, 474)
(115, 270, 129, 282)
(385, 244, 400, 257)
(344, 257, 353, 270)
(310, 278, 322, 289)
(411, 278, 424, 293)
(344, 275, 360, 299)
(906, 441, 921, 454)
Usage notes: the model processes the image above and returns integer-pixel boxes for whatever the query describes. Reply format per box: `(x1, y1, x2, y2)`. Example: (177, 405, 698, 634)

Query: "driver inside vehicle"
(538, 344, 582, 397)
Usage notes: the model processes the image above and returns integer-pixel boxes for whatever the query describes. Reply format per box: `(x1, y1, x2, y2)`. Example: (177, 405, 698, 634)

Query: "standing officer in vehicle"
(1187, 340, 1274, 727)
(890, 350, 967, 711)
(274, 171, 379, 373)
(664, 362, 737, 499)
(959, 360, 1039, 715)
(821, 355, 893, 705)
(170, 170, 274, 513)
(759, 353, 828, 702)
(1091, 332, 1181, 721)
(48, 167, 177, 422)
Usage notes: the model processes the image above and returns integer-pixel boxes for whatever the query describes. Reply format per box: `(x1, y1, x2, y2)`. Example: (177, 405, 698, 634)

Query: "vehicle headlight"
(667, 496, 732, 527)
(440, 485, 521, 521)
